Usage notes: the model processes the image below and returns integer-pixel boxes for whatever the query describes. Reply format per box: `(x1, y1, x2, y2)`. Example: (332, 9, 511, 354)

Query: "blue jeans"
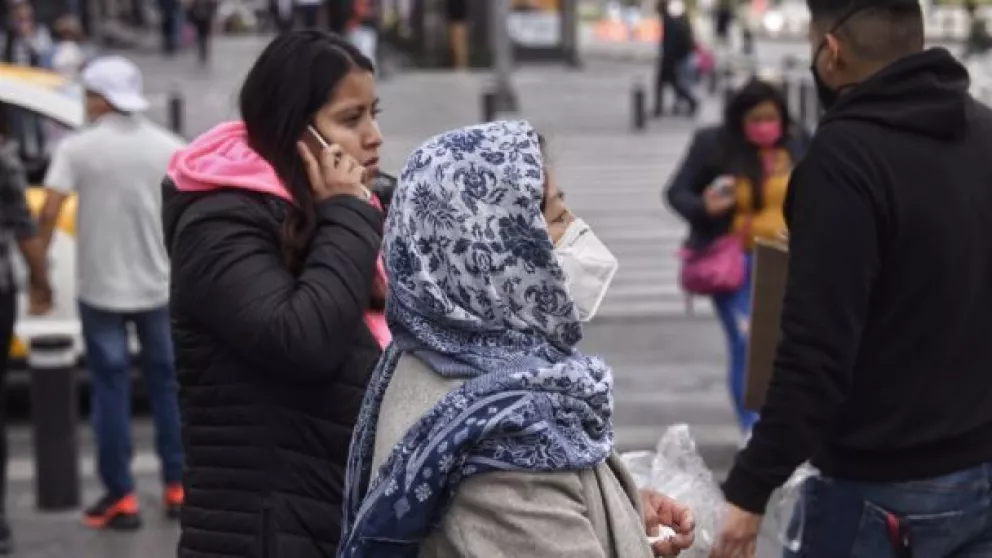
(711, 253, 758, 432)
(79, 302, 183, 497)
(786, 465, 992, 558)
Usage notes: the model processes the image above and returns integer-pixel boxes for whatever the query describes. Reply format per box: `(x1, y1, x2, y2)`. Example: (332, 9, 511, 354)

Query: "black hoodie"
(724, 48, 992, 513)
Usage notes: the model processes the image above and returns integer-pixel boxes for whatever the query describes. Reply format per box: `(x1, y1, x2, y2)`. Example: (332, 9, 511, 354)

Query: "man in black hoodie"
(712, 0, 992, 556)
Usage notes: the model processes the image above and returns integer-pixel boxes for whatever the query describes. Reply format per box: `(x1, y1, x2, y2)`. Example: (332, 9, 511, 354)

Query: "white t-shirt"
(44, 113, 184, 312)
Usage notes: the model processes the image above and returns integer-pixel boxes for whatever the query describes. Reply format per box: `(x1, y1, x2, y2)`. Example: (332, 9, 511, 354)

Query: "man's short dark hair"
(808, 1, 925, 63)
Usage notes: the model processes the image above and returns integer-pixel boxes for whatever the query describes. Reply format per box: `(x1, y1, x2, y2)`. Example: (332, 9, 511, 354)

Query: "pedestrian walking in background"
(713, 0, 734, 46)
(0, 104, 52, 554)
(667, 79, 808, 436)
(445, 0, 468, 69)
(346, 0, 377, 64)
(37, 56, 185, 531)
(712, 0, 992, 555)
(296, 0, 321, 28)
(184, 0, 216, 64)
(158, 0, 181, 55)
(50, 15, 88, 79)
(327, 0, 352, 34)
(3, 1, 52, 68)
(3, 1, 50, 167)
(270, 0, 294, 31)
(163, 31, 388, 557)
(963, 0, 992, 60)
(654, 0, 697, 117)
(340, 120, 695, 558)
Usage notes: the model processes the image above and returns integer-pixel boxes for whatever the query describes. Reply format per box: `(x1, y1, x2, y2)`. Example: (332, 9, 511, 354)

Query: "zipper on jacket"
(260, 500, 273, 558)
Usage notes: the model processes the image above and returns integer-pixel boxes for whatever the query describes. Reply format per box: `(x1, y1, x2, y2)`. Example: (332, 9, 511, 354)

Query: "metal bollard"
(741, 28, 754, 57)
(28, 335, 80, 511)
(481, 87, 519, 123)
(631, 82, 646, 132)
(782, 55, 796, 72)
(781, 76, 796, 120)
(721, 65, 736, 105)
(168, 91, 185, 136)
(481, 90, 498, 123)
(798, 80, 812, 130)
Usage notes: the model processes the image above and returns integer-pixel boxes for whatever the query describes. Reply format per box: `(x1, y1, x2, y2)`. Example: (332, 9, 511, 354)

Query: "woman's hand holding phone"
(297, 130, 371, 202)
(703, 175, 736, 217)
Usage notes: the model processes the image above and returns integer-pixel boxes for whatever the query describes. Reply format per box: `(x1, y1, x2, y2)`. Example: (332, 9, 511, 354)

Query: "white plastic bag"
(768, 462, 820, 552)
(621, 424, 820, 557)
(622, 425, 725, 557)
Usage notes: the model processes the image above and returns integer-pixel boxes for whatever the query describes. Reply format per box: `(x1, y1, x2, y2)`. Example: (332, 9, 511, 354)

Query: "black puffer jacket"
(162, 179, 383, 558)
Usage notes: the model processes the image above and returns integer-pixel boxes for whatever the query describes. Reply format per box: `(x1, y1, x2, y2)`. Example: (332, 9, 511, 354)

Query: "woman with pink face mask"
(666, 78, 810, 435)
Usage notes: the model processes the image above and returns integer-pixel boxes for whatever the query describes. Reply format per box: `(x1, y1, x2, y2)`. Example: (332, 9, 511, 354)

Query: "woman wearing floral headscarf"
(340, 121, 695, 558)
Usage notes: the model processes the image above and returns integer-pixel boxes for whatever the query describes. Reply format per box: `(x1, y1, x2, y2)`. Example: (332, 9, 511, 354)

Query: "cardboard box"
(744, 238, 789, 411)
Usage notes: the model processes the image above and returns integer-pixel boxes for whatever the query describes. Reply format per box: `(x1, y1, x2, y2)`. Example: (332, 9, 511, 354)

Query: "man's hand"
(16, 235, 52, 315)
(641, 489, 695, 557)
(710, 503, 762, 558)
(27, 277, 53, 315)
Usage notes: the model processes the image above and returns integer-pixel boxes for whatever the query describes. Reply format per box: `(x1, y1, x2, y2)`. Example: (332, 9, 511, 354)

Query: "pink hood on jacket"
(167, 121, 294, 202)
(168, 120, 391, 349)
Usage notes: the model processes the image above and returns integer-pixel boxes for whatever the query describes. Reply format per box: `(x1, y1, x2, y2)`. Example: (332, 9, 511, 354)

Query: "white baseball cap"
(81, 55, 150, 113)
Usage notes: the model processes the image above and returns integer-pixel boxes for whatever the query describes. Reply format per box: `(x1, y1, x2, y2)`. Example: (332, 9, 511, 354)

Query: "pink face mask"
(744, 121, 782, 147)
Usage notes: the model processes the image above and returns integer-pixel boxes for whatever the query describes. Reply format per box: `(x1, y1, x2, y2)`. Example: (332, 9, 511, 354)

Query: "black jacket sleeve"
(722, 130, 882, 513)
(171, 192, 383, 384)
(665, 128, 719, 224)
(0, 146, 36, 239)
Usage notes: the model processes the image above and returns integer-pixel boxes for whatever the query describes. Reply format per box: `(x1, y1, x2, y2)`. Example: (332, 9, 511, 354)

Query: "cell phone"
(712, 176, 735, 196)
(308, 125, 330, 149)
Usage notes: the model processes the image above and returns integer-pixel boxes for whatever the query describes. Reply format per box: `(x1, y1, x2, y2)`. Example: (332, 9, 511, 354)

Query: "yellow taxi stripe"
(0, 63, 69, 89)
(25, 187, 76, 236)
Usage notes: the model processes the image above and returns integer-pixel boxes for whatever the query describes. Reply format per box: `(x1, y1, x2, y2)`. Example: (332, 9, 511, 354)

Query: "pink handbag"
(678, 232, 747, 295)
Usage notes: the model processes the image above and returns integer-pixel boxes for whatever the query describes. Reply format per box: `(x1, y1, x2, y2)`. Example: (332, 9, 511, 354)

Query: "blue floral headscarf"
(339, 120, 615, 557)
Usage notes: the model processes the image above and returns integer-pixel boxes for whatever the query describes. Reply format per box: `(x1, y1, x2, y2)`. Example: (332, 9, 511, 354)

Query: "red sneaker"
(164, 483, 184, 519)
(82, 493, 142, 530)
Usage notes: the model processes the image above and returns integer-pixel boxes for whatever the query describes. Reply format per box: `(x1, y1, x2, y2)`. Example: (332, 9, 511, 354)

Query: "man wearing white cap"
(37, 55, 185, 530)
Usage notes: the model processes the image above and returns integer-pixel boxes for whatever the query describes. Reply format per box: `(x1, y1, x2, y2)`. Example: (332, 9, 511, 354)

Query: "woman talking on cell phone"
(161, 30, 389, 558)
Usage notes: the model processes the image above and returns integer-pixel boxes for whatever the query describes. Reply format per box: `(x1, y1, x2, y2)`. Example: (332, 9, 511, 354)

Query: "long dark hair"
(720, 78, 791, 211)
(239, 31, 374, 273)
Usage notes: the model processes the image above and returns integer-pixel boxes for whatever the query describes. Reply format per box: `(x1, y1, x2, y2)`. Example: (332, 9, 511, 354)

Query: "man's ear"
(822, 33, 843, 71)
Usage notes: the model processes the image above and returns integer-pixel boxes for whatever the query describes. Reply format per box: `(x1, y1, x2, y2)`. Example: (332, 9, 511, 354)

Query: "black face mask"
(810, 41, 839, 110)
(809, 6, 862, 110)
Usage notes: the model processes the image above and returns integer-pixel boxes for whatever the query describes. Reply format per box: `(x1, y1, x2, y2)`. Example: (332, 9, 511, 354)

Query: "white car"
(1, 63, 85, 365)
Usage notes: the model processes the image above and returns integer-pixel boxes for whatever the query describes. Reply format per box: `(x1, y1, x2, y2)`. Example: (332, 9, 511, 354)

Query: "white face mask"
(554, 218, 619, 322)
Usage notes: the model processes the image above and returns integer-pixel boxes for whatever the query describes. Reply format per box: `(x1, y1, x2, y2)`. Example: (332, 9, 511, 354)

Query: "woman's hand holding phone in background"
(703, 175, 736, 217)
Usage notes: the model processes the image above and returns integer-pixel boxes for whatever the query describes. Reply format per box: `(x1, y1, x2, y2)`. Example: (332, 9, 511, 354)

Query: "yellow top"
(732, 149, 793, 249)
